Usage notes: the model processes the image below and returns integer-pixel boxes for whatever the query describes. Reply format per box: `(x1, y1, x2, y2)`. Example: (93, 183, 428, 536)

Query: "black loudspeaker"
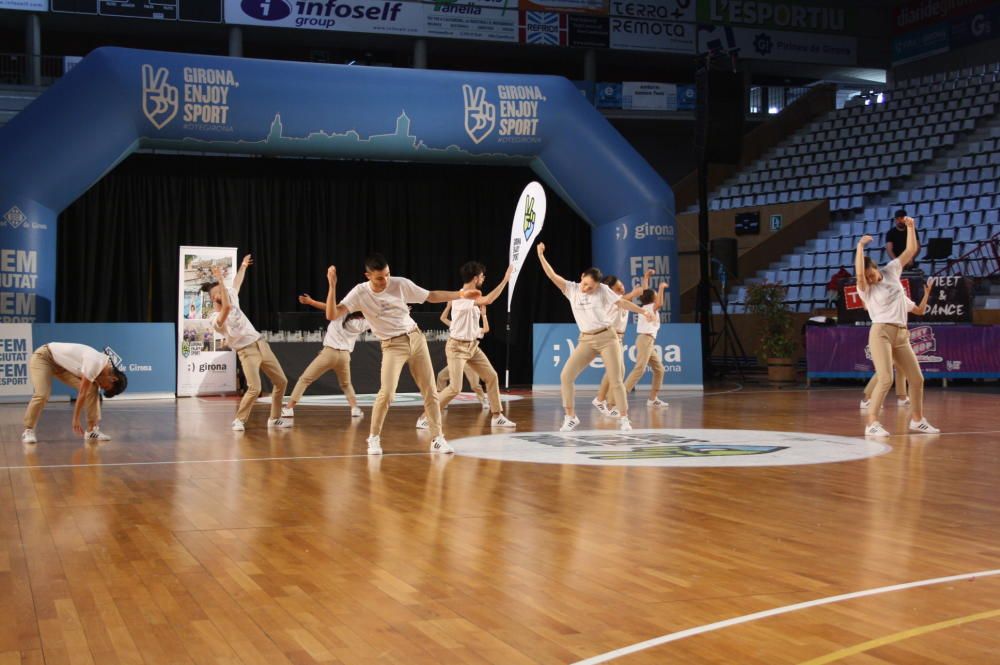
(710, 237, 739, 279)
(696, 68, 745, 164)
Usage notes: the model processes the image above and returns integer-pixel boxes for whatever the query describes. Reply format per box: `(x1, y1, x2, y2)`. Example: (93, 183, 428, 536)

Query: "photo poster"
(177, 246, 238, 396)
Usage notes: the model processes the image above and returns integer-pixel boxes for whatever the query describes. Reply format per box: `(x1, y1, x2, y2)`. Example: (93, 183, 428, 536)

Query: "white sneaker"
(619, 417, 633, 432)
(898, 397, 911, 407)
(865, 422, 890, 437)
(909, 418, 940, 434)
(491, 414, 516, 428)
(560, 415, 580, 432)
(21, 428, 37, 444)
(231, 419, 245, 432)
(647, 398, 669, 408)
(84, 427, 111, 441)
(479, 395, 490, 411)
(350, 406, 364, 418)
(281, 406, 294, 418)
(860, 398, 871, 410)
(430, 436, 454, 454)
(267, 418, 293, 428)
(591, 398, 609, 415)
(416, 415, 429, 429)
(607, 408, 622, 418)
(366, 435, 383, 455)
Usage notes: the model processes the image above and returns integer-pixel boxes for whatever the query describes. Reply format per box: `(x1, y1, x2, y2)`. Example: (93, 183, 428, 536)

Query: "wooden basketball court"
(2, 385, 999, 664)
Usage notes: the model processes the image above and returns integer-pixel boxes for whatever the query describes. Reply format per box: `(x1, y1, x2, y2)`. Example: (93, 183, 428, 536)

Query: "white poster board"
(177, 246, 238, 396)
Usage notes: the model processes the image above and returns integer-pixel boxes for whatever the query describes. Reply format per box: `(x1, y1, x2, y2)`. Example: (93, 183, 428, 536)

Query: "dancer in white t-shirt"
(21, 342, 128, 444)
(418, 262, 514, 430)
(592, 271, 645, 415)
(437, 301, 489, 410)
(325, 253, 481, 455)
(855, 217, 939, 436)
(536, 243, 654, 432)
(205, 256, 291, 432)
(624, 279, 671, 407)
(281, 282, 371, 420)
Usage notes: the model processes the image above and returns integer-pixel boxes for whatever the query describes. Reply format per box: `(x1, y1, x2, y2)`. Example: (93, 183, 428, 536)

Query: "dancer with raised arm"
(592, 272, 644, 416)
(325, 254, 480, 455)
(436, 302, 489, 410)
(281, 284, 370, 421)
(855, 218, 939, 436)
(204, 256, 291, 431)
(536, 242, 655, 432)
(417, 262, 515, 429)
(624, 277, 671, 407)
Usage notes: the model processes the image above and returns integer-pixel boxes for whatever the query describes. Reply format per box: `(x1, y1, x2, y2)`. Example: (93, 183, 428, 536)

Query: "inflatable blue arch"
(0, 47, 676, 323)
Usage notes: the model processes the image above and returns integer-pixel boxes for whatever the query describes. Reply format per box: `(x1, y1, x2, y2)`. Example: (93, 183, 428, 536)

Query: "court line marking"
(0, 451, 434, 471)
(799, 607, 1000, 665)
(571, 569, 1000, 665)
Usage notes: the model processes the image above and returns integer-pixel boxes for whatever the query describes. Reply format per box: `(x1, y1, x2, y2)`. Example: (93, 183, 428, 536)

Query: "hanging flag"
(507, 181, 547, 312)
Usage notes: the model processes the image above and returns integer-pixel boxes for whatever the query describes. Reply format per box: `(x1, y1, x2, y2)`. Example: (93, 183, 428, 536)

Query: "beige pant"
(23, 345, 101, 429)
(435, 338, 502, 414)
(289, 346, 356, 404)
(235, 340, 287, 423)
(437, 364, 486, 399)
(371, 330, 442, 438)
(867, 323, 924, 420)
(597, 332, 626, 407)
(863, 365, 907, 399)
(625, 333, 665, 395)
(562, 328, 627, 415)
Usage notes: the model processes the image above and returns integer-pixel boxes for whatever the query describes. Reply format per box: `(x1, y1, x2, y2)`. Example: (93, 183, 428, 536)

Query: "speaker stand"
(707, 261, 747, 383)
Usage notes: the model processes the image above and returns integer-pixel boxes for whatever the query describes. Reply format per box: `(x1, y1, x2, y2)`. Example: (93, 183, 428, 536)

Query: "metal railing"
(935, 234, 1000, 281)
(0, 53, 70, 86)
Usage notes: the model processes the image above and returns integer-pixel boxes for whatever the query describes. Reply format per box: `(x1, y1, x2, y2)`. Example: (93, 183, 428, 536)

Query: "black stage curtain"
(57, 154, 592, 385)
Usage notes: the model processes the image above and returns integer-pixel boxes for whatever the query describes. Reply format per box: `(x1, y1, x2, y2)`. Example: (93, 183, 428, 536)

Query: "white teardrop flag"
(507, 181, 547, 312)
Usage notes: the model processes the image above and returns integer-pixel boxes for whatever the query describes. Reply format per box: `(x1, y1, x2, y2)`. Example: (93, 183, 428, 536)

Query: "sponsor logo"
(633, 222, 674, 239)
(615, 223, 629, 240)
(753, 32, 773, 55)
(1, 206, 27, 229)
(241, 0, 292, 20)
(523, 193, 537, 240)
(524, 11, 564, 45)
(142, 65, 179, 130)
(463, 84, 496, 144)
(104, 346, 124, 370)
(142, 65, 240, 131)
(463, 83, 545, 145)
(451, 429, 891, 467)
(551, 337, 681, 368)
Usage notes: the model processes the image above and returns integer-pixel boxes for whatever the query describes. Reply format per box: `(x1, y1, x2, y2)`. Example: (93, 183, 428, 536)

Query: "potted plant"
(744, 281, 797, 383)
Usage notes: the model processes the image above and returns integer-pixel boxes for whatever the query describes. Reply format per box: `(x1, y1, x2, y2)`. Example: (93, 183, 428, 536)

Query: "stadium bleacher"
(699, 63, 1000, 314)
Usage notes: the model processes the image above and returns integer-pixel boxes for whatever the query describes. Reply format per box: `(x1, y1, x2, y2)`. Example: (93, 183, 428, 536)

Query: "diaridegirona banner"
(225, 0, 519, 42)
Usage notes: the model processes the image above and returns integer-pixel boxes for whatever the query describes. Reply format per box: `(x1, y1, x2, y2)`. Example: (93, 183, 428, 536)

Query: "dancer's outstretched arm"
(536, 243, 567, 291)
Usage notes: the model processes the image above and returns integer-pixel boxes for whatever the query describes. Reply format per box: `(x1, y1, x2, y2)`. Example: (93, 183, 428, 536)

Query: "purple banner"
(806, 325, 1000, 378)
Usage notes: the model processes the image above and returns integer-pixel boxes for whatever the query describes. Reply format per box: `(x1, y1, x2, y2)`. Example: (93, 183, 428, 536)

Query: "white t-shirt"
(324, 315, 370, 352)
(610, 305, 629, 334)
(563, 281, 620, 333)
(857, 259, 912, 326)
(340, 276, 430, 340)
(636, 303, 661, 335)
(209, 287, 261, 351)
(48, 343, 109, 381)
(449, 298, 482, 341)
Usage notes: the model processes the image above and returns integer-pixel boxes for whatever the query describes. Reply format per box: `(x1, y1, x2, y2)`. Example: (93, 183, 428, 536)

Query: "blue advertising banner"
(891, 21, 950, 64)
(533, 323, 703, 389)
(949, 4, 999, 50)
(0, 48, 677, 323)
(0, 323, 177, 401)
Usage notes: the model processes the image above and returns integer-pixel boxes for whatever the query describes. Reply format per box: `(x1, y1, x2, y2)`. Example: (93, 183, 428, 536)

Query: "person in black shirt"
(885, 209, 919, 268)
